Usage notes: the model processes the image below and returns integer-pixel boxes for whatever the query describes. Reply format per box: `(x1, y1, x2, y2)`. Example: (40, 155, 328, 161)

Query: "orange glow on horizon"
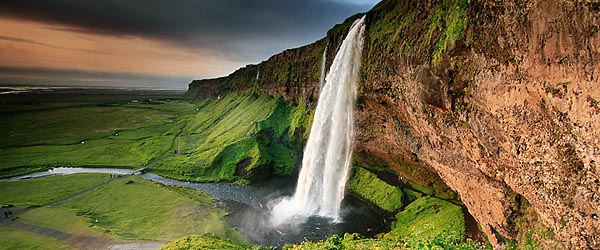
(0, 17, 241, 80)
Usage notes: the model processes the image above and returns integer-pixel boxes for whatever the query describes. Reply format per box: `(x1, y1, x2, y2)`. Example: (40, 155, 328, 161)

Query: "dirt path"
(51, 175, 126, 206)
(9, 221, 128, 250)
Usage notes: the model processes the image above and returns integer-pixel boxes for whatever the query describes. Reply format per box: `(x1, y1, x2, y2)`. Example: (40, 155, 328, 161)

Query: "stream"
(1, 167, 389, 247)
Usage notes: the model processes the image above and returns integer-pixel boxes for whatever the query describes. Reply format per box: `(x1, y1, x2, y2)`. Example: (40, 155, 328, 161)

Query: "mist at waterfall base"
(224, 176, 388, 246)
(222, 16, 372, 246)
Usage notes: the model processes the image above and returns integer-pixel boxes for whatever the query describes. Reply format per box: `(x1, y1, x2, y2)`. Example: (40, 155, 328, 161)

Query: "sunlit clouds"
(0, 18, 240, 88)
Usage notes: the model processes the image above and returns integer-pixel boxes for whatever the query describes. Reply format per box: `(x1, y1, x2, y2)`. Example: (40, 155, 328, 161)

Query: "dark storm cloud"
(0, 66, 193, 89)
(0, 0, 376, 62)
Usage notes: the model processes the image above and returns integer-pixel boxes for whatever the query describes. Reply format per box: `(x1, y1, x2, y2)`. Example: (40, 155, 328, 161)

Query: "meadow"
(1, 89, 310, 185)
(0, 101, 195, 178)
(0, 89, 250, 249)
(0, 174, 245, 249)
(0, 89, 486, 250)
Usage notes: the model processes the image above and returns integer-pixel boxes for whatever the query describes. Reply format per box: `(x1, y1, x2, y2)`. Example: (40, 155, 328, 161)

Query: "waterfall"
(271, 16, 366, 225)
(319, 44, 328, 90)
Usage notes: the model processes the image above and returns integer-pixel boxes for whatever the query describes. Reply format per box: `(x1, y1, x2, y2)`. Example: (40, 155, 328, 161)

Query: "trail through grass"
(0, 173, 111, 207)
(0, 226, 71, 250)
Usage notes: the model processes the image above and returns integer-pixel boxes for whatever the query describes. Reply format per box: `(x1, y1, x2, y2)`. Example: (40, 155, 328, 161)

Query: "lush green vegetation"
(0, 173, 276, 249)
(0, 173, 110, 207)
(0, 226, 70, 250)
(0, 93, 309, 183)
(152, 92, 311, 182)
(0, 101, 195, 178)
(18, 206, 111, 238)
(428, 0, 469, 65)
(161, 235, 274, 250)
(385, 196, 465, 243)
(282, 196, 473, 250)
(283, 232, 487, 250)
(347, 167, 405, 212)
(158, 155, 476, 250)
(59, 175, 245, 242)
(2, 174, 244, 246)
(366, 0, 468, 66)
(165, 232, 482, 250)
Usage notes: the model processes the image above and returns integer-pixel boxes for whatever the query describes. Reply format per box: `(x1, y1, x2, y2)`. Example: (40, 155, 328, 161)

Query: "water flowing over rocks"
(271, 16, 366, 225)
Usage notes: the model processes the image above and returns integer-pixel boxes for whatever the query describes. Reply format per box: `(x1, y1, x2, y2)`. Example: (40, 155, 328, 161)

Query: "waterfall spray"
(271, 16, 366, 226)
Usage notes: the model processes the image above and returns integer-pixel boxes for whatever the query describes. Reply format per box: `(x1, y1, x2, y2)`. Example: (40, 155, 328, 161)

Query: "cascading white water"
(271, 16, 366, 226)
(319, 44, 328, 90)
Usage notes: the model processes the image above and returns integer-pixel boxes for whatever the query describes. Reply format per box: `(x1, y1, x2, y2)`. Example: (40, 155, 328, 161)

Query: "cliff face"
(184, 13, 364, 104)
(185, 0, 600, 248)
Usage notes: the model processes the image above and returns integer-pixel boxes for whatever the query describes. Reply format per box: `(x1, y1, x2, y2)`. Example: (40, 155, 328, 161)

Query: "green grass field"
(58, 175, 245, 242)
(1, 92, 309, 183)
(1, 173, 245, 247)
(18, 206, 110, 238)
(0, 101, 196, 178)
(0, 226, 71, 250)
(0, 173, 111, 207)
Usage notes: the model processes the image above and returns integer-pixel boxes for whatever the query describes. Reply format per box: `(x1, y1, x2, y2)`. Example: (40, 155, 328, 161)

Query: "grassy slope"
(19, 206, 111, 238)
(0, 226, 70, 250)
(0, 101, 195, 178)
(58, 175, 245, 242)
(346, 167, 405, 213)
(152, 92, 310, 182)
(385, 196, 465, 244)
(0, 173, 111, 207)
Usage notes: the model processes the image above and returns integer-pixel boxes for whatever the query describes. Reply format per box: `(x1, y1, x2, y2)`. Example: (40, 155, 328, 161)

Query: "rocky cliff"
(185, 0, 600, 248)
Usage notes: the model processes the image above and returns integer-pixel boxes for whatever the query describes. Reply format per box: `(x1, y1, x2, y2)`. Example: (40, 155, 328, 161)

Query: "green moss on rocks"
(430, 0, 468, 66)
(506, 195, 563, 249)
(385, 196, 465, 243)
(347, 167, 406, 212)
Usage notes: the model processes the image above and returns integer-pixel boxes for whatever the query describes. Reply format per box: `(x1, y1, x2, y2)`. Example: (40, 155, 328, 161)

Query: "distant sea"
(0, 85, 185, 95)
(0, 85, 186, 105)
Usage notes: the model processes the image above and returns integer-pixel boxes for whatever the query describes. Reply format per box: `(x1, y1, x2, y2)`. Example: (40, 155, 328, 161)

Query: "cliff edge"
(185, 0, 600, 248)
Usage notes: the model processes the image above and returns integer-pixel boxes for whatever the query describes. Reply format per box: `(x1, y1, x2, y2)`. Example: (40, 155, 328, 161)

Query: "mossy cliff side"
(152, 92, 312, 183)
(184, 0, 600, 248)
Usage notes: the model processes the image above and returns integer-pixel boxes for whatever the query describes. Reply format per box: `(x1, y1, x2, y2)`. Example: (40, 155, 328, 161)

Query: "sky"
(0, 0, 379, 89)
